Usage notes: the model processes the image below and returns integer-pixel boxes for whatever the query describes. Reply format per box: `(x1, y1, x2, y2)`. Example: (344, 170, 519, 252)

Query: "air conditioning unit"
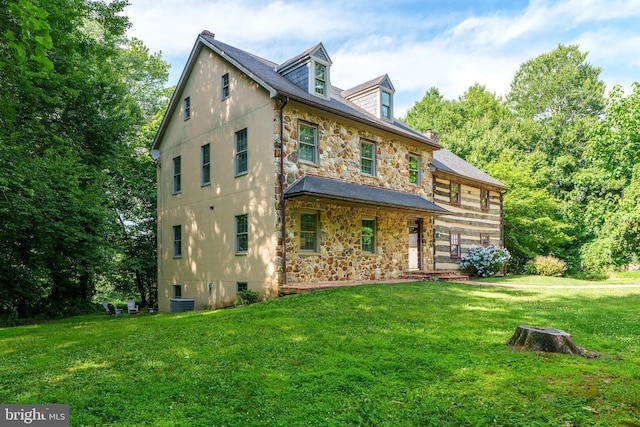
(170, 298, 195, 313)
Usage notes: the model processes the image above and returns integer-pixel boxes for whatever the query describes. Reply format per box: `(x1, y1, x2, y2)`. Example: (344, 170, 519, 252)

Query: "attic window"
(310, 58, 330, 99)
(221, 73, 230, 100)
(381, 91, 392, 120)
(183, 96, 191, 120)
(314, 63, 326, 95)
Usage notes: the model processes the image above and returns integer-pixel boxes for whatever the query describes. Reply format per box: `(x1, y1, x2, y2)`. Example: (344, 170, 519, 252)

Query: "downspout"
(279, 96, 289, 286)
(432, 174, 437, 271)
(500, 189, 506, 275)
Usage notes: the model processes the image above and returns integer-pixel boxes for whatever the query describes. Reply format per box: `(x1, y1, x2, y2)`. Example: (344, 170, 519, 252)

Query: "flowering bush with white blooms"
(459, 244, 511, 277)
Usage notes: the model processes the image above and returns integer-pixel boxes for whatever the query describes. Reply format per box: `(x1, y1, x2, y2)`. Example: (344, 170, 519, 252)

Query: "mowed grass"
(1, 281, 639, 426)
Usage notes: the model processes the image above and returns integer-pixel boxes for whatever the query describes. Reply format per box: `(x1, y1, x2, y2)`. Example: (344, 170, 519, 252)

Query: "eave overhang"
(284, 175, 450, 214)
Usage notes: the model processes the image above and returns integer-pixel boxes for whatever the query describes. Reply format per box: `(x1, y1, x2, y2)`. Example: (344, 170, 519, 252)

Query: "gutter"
(279, 96, 289, 286)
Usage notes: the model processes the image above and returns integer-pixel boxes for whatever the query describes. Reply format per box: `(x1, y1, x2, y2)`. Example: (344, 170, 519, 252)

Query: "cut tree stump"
(506, 325, 586, 357)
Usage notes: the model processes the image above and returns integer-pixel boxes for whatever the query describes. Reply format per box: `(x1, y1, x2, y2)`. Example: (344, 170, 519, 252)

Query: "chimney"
(423, 128, 439, 144)
(200, 30, 215, 38)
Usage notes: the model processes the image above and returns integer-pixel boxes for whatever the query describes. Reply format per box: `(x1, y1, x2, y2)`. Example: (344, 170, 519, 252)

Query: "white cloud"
(125, 0, 640, 113)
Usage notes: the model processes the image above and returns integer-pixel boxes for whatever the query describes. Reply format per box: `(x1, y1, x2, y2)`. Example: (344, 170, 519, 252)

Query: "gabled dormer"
(277, 43, 332, 100)
(341, 75, 396, 122)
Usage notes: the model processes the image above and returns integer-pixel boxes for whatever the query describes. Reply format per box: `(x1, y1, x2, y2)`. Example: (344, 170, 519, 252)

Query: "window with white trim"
(172, 156, 181, 194)
(235, 214, 248, 254)
(300, 212, 319, 252)
(221, 73, 230, 100)
(480, 233, 490, 248)
(298, 122, 318, 164)
(381, 91, 392, 120)
(235, 128, 248, 176)
(172, 225, 182, 258)
(360, 141, 376, 176)
(313, 61, 328, 97)
(201, 143, 210, 186)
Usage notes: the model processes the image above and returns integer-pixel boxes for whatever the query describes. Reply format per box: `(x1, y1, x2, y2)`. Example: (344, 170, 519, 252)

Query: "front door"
(408, 219, 421, 271)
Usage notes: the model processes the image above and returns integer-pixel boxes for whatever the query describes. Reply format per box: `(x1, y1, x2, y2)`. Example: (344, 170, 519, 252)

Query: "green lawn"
(1, 280, 639, 426)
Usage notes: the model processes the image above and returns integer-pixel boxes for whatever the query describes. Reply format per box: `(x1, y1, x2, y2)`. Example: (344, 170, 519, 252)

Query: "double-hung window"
(221, 73, 230, 100)
(360, 141, 376, 176)
(381, 91, 392, 120)
(298, 123, 318, 164)
(172, 225, 182, 258)
(450, 231, 461, 259)
(183, 96, 190, 120)
(235, 128, 248, 176)
(480, 234, 490, 248)
(409, 154, 421, 185)
(480, 188, 490, 210)
(362, 219, 376, 253)
(172, 156, 181, 194)
(201, 144, 211, 186)
(314, 62, 327, 96)
(450, 182, 461, 205)
(235, 214, 248, 254)
(300, 212, 319, 252)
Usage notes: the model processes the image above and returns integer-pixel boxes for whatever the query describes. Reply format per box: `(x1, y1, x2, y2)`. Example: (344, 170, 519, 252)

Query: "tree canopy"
(404, 43, 637, 273)
(0, 0, 168, 322)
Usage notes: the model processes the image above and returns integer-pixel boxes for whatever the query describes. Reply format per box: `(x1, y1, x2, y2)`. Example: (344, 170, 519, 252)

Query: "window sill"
(201, 182, 211, 187)
(299, 160, 319, 167)
(234, 172, 248, 178)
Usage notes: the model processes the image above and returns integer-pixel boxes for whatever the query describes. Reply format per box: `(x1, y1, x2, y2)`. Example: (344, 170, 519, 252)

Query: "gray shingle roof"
(284, 175, 450, 214)
(431, 149, 508, 190)
(196, 33, 439, 149)
(340, 74, 393, 98)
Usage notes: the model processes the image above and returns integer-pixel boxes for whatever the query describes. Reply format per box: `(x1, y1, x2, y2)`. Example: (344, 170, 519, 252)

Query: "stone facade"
(275, 104, 436, 284)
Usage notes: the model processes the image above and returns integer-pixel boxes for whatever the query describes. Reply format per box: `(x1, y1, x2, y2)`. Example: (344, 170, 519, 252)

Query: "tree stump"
(506, 325, 586, 357)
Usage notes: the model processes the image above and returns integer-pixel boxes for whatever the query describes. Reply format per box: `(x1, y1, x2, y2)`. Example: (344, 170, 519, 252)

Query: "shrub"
(234, 290, 260, 307)
(526, 255, 567, 277)
(459, 245, 511, 278)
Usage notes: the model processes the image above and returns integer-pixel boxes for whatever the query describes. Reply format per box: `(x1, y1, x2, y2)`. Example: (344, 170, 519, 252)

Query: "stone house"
(151, 31, 505, 312)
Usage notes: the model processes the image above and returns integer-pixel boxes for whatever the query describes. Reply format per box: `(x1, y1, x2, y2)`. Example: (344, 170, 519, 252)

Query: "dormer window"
(278, 43, 332, 100)
(314, 62, 327, 96)
(310, 58, 330, 99)
(381, 90, 392, 120)
(342, 74, 395, 120)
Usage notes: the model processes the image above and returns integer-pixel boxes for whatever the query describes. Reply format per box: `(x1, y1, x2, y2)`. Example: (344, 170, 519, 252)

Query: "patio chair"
(127, 299, 139, 314)
(102, 301, 122, 317)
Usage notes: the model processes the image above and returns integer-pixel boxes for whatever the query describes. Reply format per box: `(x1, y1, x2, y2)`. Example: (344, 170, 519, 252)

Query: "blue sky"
(125, 0, 640, 116)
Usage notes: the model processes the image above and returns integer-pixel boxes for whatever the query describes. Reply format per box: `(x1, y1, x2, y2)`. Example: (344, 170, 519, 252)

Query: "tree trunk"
(506, 325, 586, 357)
(135, 270, 147, 307)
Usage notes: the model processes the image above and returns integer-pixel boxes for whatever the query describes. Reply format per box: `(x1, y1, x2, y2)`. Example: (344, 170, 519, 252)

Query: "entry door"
(408, 219, 421, 271)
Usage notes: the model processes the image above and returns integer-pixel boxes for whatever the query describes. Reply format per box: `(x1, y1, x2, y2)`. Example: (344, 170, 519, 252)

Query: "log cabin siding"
(432, 175, 503, 271)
